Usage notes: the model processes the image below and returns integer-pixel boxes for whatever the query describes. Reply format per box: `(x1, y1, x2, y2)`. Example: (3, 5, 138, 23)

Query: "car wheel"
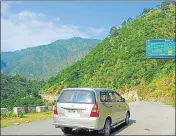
(124, 112, 130, 125)
(102, 119, 111, 136)
(61, 127, 72, 134)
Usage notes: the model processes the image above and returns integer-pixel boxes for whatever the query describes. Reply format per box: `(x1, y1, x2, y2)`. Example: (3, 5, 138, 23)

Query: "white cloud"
(1, 2, 107, 52)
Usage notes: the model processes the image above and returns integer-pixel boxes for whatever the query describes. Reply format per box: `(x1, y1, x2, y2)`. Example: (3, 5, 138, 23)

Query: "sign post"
(146, 39, 175, 59)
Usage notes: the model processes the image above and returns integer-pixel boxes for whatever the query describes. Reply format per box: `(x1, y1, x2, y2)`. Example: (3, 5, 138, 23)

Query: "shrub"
(1, 111, 17, 118)
(18, 112, 24, 118)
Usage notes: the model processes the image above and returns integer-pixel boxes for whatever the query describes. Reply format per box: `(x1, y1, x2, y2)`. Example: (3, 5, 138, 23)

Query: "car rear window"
(58, 90, 96, 104)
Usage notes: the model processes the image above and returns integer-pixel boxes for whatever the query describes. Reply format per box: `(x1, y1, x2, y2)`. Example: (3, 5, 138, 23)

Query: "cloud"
(17, 10, 44, 21)
(1, 2, 107, 52)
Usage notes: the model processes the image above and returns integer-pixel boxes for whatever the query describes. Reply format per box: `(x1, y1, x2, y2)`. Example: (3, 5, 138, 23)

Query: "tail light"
(90, 102, 99, 117)
(54, 102, 58, 115)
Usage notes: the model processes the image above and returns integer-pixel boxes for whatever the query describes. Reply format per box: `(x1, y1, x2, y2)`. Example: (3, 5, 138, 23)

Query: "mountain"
(41, 4, 175, 103)
(1, 74, 46, 109)
(1, 37, 101, 79)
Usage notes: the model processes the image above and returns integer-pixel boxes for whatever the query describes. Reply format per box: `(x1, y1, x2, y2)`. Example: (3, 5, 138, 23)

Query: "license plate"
(67, 110, 81, 113)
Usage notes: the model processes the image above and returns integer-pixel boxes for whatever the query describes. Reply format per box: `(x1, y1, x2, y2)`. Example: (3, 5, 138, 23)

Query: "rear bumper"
(52, 115, 103, 130)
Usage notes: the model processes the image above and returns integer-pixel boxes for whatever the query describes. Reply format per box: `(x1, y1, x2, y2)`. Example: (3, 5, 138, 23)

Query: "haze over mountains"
(1, 37, 101, 79)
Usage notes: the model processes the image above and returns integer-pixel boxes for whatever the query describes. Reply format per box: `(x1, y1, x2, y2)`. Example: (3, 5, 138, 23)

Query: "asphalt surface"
(1, 102, 175, 135)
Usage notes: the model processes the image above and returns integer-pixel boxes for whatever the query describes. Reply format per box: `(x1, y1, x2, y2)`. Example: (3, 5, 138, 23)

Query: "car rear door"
(57, 90, 96, 118)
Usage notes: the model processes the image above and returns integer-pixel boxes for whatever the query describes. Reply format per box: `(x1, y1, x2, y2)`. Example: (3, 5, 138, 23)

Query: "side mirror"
(122, 98, 125, 102)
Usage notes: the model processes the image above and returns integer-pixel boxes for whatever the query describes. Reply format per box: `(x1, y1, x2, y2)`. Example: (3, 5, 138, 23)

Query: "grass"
(171, 102, 175, 108)
(164, 102, 176, 108)
(1, 111, 53, 128)
(125, 99, 133, 103)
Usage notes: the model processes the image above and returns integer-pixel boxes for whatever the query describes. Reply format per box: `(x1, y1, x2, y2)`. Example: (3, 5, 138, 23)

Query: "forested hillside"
(41, 3, 175, 103)
(1, 74, 46, 109)
(1, 37, 100, 79)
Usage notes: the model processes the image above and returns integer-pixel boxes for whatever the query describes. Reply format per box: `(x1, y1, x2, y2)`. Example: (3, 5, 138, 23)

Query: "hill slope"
(42, 5, 175, 102)
(1, 74, 46, 109)
(1, 37, 100, 79)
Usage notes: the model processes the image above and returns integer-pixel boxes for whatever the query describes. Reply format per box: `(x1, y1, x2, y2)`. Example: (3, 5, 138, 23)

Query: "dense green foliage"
(41, 4, 175, 102)
(1, 37, 100, 79)
(1, 74, 46, 109)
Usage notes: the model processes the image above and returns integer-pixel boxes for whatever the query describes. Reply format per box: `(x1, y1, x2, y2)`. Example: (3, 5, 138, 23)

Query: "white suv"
(53, 88, 130, 136)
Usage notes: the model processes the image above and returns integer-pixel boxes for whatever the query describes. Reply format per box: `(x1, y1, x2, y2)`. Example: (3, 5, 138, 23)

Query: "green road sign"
(146, 39, 176, 58)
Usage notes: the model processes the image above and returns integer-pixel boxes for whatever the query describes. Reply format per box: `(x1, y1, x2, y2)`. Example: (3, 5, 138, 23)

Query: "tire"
(61, 127, 72, 134)
(124, 112, 130, 125)
(100, 119, 111, 136)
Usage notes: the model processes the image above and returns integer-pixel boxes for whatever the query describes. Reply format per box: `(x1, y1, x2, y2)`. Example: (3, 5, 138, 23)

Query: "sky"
(1, 1, 161, 52)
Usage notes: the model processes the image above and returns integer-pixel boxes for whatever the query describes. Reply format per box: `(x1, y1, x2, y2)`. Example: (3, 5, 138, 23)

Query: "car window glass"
(100, 92, 110, 102)
(100, 92, 108, 102)
(114, 92, 122, 102)
(58, 90, 95, 104)
(109, 92, 116, 102)
(100, 91, 123, 102)
(100, 91, 116, 102)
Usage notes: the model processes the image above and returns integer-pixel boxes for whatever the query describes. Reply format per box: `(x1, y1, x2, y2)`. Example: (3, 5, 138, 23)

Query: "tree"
(142, 8, 152, 15)
(161, 1, 170, 10)
(170, 0, 176, 5)
(121, 21, 127, 26)
(109, 26, 118, 37)
(127, 17, 133, 23)
(156, 4, 161, 9)
(1, 74, 45, 109)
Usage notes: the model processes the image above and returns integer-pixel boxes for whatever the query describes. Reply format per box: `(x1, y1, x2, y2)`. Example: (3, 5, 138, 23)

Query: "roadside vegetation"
(125, 99, 133, 103)
(165, 102, 176, 108)
(1, 74, 46, 110)
(1, 111, 53, 128)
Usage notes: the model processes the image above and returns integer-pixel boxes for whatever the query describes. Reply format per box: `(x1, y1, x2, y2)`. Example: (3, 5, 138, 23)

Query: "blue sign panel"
(146, 39, 176, 59)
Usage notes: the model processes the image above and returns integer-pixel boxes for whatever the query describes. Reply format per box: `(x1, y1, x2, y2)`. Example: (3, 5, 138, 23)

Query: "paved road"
(1, 102, 175, 135)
